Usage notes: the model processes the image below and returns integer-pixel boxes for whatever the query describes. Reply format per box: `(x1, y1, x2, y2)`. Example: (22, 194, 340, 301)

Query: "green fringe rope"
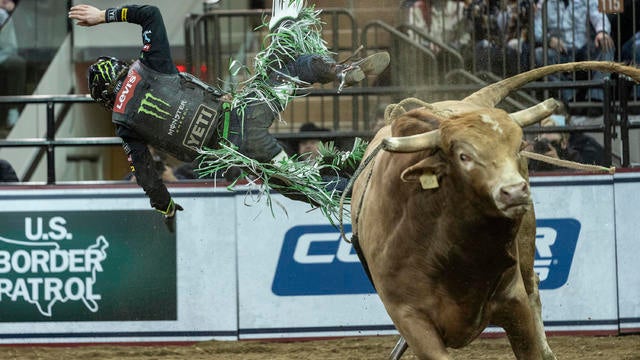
(196, 139, 367, 225)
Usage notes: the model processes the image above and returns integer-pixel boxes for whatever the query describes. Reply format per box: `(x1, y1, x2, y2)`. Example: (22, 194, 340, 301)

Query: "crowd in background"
(403, 1, 638, 94)
(401, 0, 639, 169)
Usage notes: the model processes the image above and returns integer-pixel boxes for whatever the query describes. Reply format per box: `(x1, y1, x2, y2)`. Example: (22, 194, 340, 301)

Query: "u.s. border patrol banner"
(0, 186, 237, 344)
(0, 210, 176, 322)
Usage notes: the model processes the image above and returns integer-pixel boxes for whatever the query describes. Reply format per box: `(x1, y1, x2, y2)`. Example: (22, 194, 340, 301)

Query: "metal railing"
(1, 81, 639, 185)
(182, 7, 640, 139)
(0, 94, 122, 184)
(184, 8, 359, 85)
(184, 7, 362, 133)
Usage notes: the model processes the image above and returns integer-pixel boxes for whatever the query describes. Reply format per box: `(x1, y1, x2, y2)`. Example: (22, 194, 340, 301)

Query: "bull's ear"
(400, 157, 443, 189)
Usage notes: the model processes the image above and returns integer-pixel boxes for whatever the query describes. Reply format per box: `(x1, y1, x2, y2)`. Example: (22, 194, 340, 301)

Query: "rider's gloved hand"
(158, 199, 183, 233)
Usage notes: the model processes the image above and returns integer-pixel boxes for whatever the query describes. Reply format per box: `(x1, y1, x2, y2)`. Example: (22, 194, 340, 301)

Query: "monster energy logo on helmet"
(96, 59, 115, 82)
(138, 93, 171, 120)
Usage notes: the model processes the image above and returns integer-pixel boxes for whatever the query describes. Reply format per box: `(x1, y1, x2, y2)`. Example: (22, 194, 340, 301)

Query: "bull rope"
(386, 97, 434, 121)
(520, 150, 615, 174)
(339, 143, 382, 243)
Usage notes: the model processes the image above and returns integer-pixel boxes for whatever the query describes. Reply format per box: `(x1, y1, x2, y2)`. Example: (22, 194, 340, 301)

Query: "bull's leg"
(526, 275, 557, 360)
(517, 210, 556, 359)
(493, 293, 544, 359)
(492, 275, 547, 360)
(389, 308, 450, 360)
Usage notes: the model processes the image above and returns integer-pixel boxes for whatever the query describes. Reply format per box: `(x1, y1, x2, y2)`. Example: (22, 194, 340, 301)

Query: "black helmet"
(87, 56, 129, 111)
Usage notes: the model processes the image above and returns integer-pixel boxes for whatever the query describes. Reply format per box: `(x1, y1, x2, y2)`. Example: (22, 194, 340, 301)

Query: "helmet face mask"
(87, 56, 129, 111)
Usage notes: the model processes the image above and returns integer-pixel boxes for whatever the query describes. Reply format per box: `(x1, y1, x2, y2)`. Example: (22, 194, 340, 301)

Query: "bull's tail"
(463, 61, 640, 109)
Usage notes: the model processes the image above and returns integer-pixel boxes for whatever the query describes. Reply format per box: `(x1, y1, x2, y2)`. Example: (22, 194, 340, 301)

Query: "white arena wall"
(0, 171, 638, 344)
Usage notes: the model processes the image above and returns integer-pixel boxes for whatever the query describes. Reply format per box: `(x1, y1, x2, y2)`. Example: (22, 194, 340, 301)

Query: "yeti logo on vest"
(137, 93, 171, 120)
(183, 104, 217, 149)
(113, 70, 141, 114)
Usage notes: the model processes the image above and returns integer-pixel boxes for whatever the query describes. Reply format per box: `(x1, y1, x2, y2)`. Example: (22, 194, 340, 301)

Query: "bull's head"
(383, 108, 532, 219)
(378, 62, 640, 218)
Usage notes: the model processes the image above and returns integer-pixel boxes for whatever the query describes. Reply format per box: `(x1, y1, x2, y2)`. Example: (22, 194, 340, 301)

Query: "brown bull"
(350, 62, 640, 360)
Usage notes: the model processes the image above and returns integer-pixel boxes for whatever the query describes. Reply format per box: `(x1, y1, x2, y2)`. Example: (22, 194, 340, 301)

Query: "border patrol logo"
(0, 216, 108, 317)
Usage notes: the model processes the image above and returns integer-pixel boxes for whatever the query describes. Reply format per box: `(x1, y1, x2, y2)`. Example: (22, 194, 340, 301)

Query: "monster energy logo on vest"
(138, 93, 171, 120)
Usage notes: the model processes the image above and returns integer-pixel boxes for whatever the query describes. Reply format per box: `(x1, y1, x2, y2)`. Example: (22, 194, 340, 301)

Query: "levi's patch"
(113, 70, 141, 114)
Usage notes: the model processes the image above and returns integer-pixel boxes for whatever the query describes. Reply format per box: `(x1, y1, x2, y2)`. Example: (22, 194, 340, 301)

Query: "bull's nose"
(499, 181, 530, 205)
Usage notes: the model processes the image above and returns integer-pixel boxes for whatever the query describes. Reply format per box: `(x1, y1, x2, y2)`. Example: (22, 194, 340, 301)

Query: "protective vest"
(111, 60, 226, 162)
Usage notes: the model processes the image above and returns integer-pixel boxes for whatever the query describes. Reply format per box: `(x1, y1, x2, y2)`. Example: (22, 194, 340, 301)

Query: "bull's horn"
(509, 98, 562, 127)
(463, 61, 640, 109)
(382, 129, 441, 153)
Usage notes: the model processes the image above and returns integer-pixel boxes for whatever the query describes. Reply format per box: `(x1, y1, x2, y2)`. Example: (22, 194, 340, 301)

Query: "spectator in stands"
(402, 0, 469, 54)
(526, 116, 606, 171)
(502, 0, 533, 70)
(533, 0, 615, 111)
(172, 162, 197, 180)
(0, 0, 26, 129)
(69, 3, 389, 231)
(463, 0, 521, 77)
(568, 129, 607, 167)
(608, 0, 640, 98)
(0, 158, 18, 182)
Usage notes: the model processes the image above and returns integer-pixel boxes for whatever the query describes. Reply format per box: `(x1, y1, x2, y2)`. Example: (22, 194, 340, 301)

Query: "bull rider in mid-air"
(68, 1, 390, 231)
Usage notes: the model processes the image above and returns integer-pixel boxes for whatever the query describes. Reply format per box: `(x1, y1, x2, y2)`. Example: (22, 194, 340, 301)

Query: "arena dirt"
(1, 334, 638, 359)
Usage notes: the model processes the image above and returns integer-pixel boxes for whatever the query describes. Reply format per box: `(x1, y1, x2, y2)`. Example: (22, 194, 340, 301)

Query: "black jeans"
(225, 54, 337, 162)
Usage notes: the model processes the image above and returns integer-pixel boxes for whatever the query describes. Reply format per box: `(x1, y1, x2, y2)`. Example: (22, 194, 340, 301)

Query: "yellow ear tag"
(419, 172, 439, 189)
